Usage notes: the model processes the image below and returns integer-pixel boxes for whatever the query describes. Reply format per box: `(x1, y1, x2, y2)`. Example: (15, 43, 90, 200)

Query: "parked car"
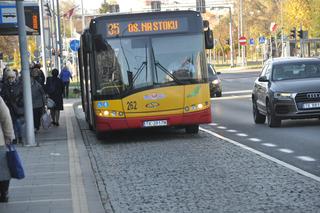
(252, 57, 320, 127)
(208, 64, 222, 97)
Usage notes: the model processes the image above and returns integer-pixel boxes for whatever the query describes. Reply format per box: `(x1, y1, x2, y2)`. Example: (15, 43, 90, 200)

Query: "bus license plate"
(143, 120, 168, 127)
(303, 102, 320, 109)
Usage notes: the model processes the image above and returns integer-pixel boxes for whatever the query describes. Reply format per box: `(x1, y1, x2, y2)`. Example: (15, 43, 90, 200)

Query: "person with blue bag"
(0, 96, 15, 203)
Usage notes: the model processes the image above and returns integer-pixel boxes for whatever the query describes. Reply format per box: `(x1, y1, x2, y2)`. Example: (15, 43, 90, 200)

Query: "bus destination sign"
(107, 17, 188, 37)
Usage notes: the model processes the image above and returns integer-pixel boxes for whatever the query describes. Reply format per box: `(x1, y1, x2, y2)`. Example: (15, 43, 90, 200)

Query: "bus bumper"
(95, 108, 212, 132)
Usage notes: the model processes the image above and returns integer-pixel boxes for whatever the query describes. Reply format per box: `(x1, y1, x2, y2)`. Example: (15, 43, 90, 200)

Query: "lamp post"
(239, 0, 246, 66)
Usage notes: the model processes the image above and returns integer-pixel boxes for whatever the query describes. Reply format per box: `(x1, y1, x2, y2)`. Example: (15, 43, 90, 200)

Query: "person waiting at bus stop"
(30, 68, 46, 133)
(59, 64, 73, 98)
(0, 96, 15, 203)
(45, 69, 64, 126)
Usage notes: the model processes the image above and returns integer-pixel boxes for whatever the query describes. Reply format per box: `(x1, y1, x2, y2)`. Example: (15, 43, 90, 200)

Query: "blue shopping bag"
(6, 144, 25, 179)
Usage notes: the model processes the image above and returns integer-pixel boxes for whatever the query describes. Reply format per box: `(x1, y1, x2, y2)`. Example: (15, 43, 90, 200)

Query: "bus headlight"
(197, 103, 203, 109)
(103, 110, 109, 116)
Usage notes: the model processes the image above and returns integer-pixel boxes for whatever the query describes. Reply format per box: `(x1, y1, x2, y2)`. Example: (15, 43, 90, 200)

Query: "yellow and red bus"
(78, 10, 213, 137)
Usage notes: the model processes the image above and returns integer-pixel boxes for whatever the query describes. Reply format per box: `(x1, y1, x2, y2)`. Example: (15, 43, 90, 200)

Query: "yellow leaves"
(283, 0, 312, 30)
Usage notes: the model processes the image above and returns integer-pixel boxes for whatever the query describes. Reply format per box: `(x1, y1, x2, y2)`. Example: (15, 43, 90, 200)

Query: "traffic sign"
(69, 39, 80, 52)
(0, 6, 17, 24)
(239, 36, 247, 46)
(259, 36, 266, 44)
(249, 38, 254, 45)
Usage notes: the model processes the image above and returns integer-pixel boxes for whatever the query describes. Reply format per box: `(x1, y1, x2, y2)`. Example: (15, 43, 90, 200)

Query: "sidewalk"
(0, 99, 104, 213)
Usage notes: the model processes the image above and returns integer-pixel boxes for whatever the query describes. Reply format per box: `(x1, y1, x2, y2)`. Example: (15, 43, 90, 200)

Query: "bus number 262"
(127, 101, 137, 110)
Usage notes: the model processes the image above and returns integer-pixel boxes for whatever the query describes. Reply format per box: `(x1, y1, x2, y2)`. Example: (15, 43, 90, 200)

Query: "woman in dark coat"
(45, 69, 64, 126)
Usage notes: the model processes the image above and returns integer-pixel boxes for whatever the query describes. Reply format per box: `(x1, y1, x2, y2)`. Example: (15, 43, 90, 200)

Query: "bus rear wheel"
(185, 125, 199, 134)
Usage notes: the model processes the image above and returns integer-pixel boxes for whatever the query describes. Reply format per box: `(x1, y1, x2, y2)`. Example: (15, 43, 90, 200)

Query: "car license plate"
(302, 102, 320, 109)
(143, 120, 168, 127)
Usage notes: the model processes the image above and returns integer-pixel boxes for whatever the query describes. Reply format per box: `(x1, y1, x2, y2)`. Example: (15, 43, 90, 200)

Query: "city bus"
(78, 10, 213, 138)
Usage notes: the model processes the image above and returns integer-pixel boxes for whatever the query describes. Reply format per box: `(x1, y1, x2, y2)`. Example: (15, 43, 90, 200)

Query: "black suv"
(252, 57, 320, 127)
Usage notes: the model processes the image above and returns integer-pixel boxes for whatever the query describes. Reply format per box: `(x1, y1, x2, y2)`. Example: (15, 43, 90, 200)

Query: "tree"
(283, 0, 312, 33)
(99, 2, 110, 14)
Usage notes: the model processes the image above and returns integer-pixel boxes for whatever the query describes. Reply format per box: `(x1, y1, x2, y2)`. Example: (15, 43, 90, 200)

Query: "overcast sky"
(77, 0, 212, 13)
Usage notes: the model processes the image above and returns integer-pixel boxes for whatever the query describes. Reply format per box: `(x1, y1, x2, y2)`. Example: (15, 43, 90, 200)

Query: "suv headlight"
(274, 92, 296, 100)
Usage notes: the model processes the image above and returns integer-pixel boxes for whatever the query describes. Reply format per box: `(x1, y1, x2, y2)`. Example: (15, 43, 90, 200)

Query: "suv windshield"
(272, 62, 320, 81)
(93, 34, 206, 96)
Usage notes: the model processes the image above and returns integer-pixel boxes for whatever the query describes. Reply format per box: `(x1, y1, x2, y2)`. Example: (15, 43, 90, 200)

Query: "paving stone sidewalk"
(0, 99, 105, 213)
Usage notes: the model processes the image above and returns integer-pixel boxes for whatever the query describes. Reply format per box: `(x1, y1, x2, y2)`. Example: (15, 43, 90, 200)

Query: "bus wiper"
(132, 44, 148, 85)
(149, 44, 184, 85)
(154, 62, 185, 85)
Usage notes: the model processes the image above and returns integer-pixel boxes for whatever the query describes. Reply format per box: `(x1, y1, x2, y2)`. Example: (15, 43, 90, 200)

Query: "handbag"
(6, 144, 25, 179)
(41, 110, 52, 129)
(47, 98, 55, 109)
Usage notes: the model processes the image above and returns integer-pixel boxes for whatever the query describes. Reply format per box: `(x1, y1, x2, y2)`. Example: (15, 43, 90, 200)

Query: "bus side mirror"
(203, 20, 214, 49)
(204, 29, 214, 49)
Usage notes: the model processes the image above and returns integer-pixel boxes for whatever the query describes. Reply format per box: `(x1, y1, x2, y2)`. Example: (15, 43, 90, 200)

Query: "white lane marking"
(249, 138, 262, 142)
(237, 133, 248, 137)
(212, 94, 251, 101)
(217, 126, 227, 129)
(278, 148, 294, 154)
(200, 127, 320, 182)
(223, 90, 252, 95)
(296, 156, 316, 162)
(227, 129, 238, 133)
(209, 123, 218, 126)
(262, 143, 277, 147)
(66, 106, 89, 213)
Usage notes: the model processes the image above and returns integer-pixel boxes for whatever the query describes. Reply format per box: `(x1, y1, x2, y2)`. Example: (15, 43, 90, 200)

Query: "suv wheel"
(252, 100, 266, 124)
(266, 101, 281, 127)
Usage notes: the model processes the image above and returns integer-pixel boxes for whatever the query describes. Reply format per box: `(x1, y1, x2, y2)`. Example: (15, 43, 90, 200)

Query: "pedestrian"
(45, 69, 64, 126)
(59, 64, 72, 98)
(1, 70, 24, 144)
(30, 68, 46, 132)
(0, 96, 15, 203)
(32, 63, 45, 88)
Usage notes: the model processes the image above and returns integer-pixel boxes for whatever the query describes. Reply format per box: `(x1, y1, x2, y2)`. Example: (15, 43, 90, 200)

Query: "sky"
(77, 0, 203, 13)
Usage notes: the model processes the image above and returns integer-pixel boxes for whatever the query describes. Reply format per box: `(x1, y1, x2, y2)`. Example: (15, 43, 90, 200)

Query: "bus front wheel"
(185, 125, 199, 134)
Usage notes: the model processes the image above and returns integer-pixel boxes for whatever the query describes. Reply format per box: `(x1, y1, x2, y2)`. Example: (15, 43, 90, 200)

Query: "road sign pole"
(229, 7, 234, 67)
(16, 0, 36, 146)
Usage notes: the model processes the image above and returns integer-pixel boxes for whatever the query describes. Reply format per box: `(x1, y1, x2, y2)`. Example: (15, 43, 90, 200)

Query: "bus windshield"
(93, 34, 206, 96)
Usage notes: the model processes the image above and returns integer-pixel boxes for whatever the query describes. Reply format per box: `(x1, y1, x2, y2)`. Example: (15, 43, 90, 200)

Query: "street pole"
(48, 12, 53, 70)
(51, 0, 58, 68)
(300, 24, 303, 57)
(56, 0, 63, 71)
(39, 0, 47, 77)
(280, 0, 284, 57)
(16, 0, 36, 146)
(240, 0, 245, 66)
(81, 0, 85, 31)
(229, 7, 234, 67)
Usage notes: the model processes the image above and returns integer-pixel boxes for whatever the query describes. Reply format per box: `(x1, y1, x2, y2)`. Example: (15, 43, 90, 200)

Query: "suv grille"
(295, 92, 320, 110)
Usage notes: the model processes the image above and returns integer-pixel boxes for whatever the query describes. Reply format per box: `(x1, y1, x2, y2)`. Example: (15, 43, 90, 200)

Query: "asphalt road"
(204, 71, 320, 177)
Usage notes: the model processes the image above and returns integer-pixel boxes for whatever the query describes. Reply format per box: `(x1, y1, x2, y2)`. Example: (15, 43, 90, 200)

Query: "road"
(203, 70, 320, 177)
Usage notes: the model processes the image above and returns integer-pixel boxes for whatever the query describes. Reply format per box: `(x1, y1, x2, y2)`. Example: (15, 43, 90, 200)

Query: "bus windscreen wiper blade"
(154, 62, 184, 85)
